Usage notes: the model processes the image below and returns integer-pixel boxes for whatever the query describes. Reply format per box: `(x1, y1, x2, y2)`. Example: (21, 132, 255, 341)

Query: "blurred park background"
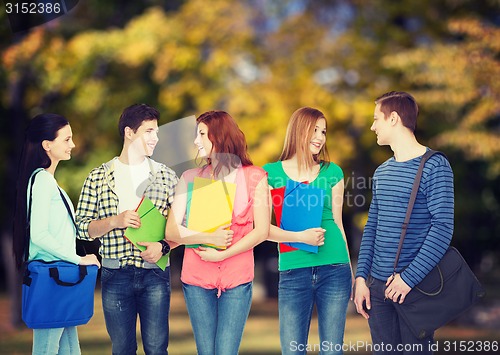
(0, 0, 499, 352)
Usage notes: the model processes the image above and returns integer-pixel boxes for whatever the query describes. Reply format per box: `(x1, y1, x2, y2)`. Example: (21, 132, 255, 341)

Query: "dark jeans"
(366, 276, 434, 355)
(101, 266, 171, 355)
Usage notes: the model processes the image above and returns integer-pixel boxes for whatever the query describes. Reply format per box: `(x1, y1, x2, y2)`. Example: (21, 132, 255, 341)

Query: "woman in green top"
(263, 107, 353, 355)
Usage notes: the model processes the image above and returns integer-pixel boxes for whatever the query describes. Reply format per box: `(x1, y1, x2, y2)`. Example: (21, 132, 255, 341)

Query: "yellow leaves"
(434, 130, 500, 177)
(158, 77, 202, 114)
(449, 18, 500, 52)
(180, 0, 253, 47)
(153, 43, 199, 83)
(117, 7, 171, 67)
(2, 27, 45, 70)
(382, 44, 474, 98)
(461, 99, 498, 129)
(72, 79, 107, 115)
(68, 7, 173, 68)
(68, 31, 104, 60)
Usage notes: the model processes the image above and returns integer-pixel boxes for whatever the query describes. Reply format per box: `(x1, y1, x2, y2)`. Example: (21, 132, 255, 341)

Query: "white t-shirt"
(114, 158, 151, 213)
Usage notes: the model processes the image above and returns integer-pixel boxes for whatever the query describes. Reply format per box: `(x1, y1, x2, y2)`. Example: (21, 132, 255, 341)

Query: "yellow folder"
(186, 177, 236, 249)
(124, 196, 169, 270)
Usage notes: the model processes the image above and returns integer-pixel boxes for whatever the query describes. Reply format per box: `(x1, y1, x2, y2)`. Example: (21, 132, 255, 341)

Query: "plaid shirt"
(76, 157, 178, 268)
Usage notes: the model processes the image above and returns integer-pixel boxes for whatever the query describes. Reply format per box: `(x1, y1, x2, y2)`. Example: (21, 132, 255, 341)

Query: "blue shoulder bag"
(22, 171, 98, 329)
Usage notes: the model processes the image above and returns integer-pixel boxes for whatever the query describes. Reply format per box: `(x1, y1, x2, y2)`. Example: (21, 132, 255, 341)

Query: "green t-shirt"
(263, 161, 350, 271)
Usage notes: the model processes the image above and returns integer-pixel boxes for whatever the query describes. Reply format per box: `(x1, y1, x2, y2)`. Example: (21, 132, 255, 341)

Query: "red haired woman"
(165, 111, 270, 355)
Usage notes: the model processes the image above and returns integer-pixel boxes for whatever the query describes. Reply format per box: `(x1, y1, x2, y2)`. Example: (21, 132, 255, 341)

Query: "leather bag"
(392, 150, 485, 340)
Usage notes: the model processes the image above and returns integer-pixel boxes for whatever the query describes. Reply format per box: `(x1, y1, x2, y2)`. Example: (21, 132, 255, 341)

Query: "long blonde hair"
(279, 107, 330, 174)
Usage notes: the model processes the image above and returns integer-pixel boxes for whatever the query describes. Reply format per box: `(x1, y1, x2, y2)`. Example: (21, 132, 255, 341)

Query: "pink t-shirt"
(180, 165, 266, 295)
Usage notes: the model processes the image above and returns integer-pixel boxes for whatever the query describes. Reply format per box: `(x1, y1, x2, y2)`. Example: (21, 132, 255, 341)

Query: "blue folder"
(281, 180, 325, 253)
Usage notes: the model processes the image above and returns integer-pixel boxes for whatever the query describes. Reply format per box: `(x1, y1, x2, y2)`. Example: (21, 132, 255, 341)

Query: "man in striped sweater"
(354, 91, 454, 354)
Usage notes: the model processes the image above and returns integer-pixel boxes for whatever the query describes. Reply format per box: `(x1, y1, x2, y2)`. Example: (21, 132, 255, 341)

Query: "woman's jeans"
(366, 276, 434, 355)
(101, 266, 171, 355)
(182, 282, 252, 355)
(32, 327, 80, 355)
(279, 263, 351, 355)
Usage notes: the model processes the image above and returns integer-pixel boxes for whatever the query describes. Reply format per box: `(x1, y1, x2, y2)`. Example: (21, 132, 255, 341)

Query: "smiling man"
(354, 92, 454, 355)
(76, 104, 178, 354)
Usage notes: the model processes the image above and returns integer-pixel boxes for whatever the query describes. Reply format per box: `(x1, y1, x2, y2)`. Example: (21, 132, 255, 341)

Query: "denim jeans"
(101, 266, 171, 355)
(32, 327, 80, 355)
(182, 282, 252, 355)
(366, 276, 434, 355)
(279, 263, 351, 355)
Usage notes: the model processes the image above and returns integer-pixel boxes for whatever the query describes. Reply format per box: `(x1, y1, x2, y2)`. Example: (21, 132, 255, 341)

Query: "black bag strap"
(58, 188, 86, 256)
(57, 187, 77, 230)
(393, 150, 446, 273)
(49, 265, 88, 286)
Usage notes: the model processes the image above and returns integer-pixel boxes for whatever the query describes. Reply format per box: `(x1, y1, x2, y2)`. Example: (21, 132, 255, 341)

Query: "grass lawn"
(1, 289, 499, 354)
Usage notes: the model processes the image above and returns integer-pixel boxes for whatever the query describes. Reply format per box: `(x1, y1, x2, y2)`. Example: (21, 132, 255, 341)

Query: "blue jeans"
(101, 266, 171, 355)
(32, 327, 80, 355)
(182, 282, 252, 355)
(279, 263, 351, 355)
(366, 276, 434, 354)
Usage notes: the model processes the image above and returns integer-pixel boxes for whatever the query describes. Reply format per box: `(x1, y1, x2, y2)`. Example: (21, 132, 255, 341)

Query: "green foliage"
(1, 0, 499, 271)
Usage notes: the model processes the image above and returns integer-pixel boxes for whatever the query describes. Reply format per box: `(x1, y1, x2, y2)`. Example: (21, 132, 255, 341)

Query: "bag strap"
(58, 187, 87, 256)
(393, 149, 445, 273)
(49, 265, 88, 286)
(57, 188, 77, 230)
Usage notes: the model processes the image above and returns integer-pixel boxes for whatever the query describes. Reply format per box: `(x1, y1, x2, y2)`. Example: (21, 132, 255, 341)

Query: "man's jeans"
(182, 281, 252, 355)
(366, 275, 434, 355)
(279, 263, 351, 355)
(101, 266, 171, 355)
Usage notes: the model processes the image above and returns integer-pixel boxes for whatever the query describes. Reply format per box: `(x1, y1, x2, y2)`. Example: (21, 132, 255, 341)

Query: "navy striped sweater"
(356, 151, 454, 288)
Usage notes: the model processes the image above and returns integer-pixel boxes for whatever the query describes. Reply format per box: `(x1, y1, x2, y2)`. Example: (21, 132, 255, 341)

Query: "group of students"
(13, 90, 454, 355)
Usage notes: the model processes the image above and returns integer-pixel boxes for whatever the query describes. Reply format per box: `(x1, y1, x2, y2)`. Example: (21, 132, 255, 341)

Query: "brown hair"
(375, 91, 419, 132)
(118, 104, 160, 139)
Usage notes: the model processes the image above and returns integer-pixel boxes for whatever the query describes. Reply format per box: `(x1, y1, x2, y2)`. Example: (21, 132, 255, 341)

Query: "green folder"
(124, 196, 169, 270)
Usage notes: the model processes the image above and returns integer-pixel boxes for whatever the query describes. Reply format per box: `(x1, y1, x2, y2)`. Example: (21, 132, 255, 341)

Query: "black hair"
(118, 104, 160, 139)
(12, 113, 69, 269)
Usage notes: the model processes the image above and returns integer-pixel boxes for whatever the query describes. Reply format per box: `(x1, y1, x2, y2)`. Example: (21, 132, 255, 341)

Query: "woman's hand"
(194, 246, 226, 262)
(211, 224, 234, 248)
(79, 254, 101, 268)
(299, 227, 325, 246)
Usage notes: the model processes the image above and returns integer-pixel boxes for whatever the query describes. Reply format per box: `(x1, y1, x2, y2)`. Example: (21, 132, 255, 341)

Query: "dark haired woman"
(13, 114, 100, 355)
(165, 110, 270, 355)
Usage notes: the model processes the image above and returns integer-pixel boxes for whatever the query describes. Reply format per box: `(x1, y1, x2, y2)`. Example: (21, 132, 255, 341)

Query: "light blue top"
(27, 168, 81, 264)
